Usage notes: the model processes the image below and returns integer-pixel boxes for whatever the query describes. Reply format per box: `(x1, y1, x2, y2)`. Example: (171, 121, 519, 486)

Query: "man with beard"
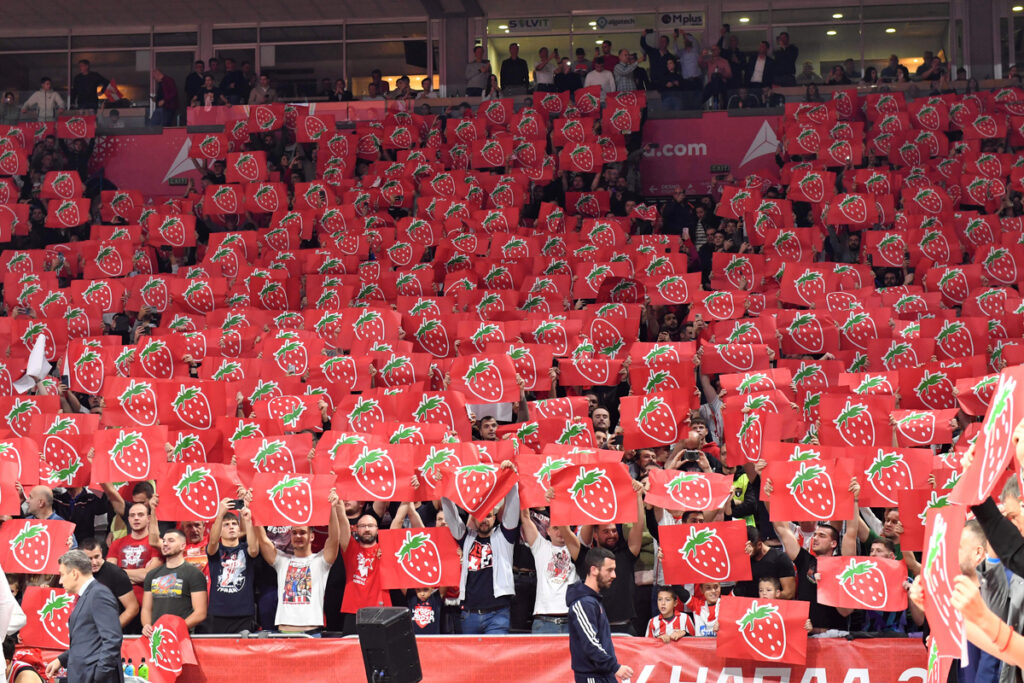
(141, 529, 208, 634)
(568, 547, 634, 683)
(338, 510, 391, 635)
(441, 463, 520, 634)
(576, 486, 645, 634)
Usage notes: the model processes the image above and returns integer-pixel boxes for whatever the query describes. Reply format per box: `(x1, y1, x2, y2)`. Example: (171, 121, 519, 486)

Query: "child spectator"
(685, 582, 721, 636)
(645, 586, 694, 641)
(407, 587, 443, 635)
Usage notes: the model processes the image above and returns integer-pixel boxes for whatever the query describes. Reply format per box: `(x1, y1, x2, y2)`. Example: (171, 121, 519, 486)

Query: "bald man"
(25, 485, 77, 548)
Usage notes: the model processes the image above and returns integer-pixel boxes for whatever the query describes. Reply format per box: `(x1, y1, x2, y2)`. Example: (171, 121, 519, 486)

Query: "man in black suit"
(46, 550, 124, 683)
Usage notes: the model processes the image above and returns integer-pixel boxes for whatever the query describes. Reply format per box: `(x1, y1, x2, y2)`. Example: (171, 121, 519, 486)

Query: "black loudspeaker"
(356, 607, 423, 683)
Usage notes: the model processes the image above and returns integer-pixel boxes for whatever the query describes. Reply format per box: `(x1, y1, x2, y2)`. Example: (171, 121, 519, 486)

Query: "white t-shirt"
(584, 69, 616, 96)
(534, 59, 556, 85)
(529, 536, 578, 615)
(273, 551, 332, 628)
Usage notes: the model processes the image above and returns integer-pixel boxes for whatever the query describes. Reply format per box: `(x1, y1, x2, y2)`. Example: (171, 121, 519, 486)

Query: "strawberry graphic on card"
(864, 449, 913, 505)
(453, 463, 498, 512)
(267, 475, 314, 525)
(737, 602, 788, 660)
(836, 559, 889, 609)
(350, 447, 397, 499)
(786, 462, 836, 519)
(679, 526, 732, 580)
(149, 624, 183, 675)
(8, 522, 52, 572)
(568, 467, 618, 522)
(833, 399, 875, 446)
(460, 357, 505, 402)
(38, 589, 75, 647)
(395, 530, 443, 586)
(173, 465, 220, 519)
(108, 430, 151, 480)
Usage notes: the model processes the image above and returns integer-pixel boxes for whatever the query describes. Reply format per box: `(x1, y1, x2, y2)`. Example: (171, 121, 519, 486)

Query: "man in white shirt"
(584, 59, 616, 97)
(21, 77, 64, 121)
(521, 510, 580, 634)
(534, 47, 557, 92)
(257, 490, 342, 633)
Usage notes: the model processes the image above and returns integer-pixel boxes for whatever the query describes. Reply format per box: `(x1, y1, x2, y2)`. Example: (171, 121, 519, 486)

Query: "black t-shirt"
(408, 591, 442, 634)
(573, 532, 638, 623)
(143, 562, 207, 626)
(462, 528, 517, 610)
(732, 546, 796, 598)
(794, 548, 849, 630)
(208, 541, 258, 617)
(93, 560, 133, 611)
(53, 489, 112, 542)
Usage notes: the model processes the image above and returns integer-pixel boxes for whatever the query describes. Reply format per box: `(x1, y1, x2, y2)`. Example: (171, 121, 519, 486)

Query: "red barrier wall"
(127, 636, 926, 683)
(640, 112, 783, 196)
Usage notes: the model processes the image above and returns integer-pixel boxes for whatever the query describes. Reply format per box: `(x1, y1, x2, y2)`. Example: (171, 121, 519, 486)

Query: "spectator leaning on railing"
(21, 77, 64, 121)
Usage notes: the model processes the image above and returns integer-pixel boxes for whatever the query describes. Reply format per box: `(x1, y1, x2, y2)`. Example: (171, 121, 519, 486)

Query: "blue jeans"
(531, 617, 569, 634)
(661, 92, 683, 110)
(461, 607, 510, 635)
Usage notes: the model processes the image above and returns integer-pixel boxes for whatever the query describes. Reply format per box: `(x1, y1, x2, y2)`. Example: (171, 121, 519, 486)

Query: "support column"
(441, 16, 470, 97)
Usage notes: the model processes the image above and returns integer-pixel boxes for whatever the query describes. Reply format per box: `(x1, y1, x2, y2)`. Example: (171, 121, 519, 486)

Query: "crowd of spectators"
(4, 27, 1024, 683)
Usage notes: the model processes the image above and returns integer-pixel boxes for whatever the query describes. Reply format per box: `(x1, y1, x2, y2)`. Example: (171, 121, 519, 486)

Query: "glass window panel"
(71, 34, 149, 49)
(71, 51, 148, 104)
(348, 40, 428, 96)
(1014, 15, 1024, 67)
(722, 11, 771, 27)
(781, 25, 863, 82)
(861, 21, 948, 75)
(570, 14, 656, 33)
(346, 22, 427, 40)
(0, 53, 67, 105)
(482, 36, 573, 90)
(260, 25, 342, 43)
(486, 17, 571, 35)
(861, 3, 948, 21)
(154, 32, 197, 47)
(771, 8, 860, 24)
(0, 35, 67, 51)
(213, 27, 257, 44)
(263, 43, 342, 99)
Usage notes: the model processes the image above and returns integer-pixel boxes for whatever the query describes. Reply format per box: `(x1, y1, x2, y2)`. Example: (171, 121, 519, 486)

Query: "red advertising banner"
(640, 112, 782, 196)
(21, 636, 929, 683)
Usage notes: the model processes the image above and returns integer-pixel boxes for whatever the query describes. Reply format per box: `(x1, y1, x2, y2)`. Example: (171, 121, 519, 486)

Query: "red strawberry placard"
(717, 596, 809, 665)
(441, 460, 517, 522)
(378, 527, 461, 589)
(249, 472, 336, 526)
(124, 614, 197, 683)
(660, 520, 752, 584)
(56, 115, 95, 139)
(156, 463, 243, 523)
(17, 586, 77, 649)
(0, 518, 75, 573)
(766, 459, 855, 522)
(951, 365, 1024, 506)
(922, 503, 966, 657)
(645, 468, 734, 512)
(817, 555, 908, 612)
(549, 462, 636, 526)
(859, 447, 933, 507)
(91, 426, 168, 483)
(618, 389, 692, 449)
(448, 355, 518, 404)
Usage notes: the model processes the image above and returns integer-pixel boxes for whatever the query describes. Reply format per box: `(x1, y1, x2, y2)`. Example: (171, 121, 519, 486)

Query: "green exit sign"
(710, 164, 730, 174)
(168, 177, 188, 186)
